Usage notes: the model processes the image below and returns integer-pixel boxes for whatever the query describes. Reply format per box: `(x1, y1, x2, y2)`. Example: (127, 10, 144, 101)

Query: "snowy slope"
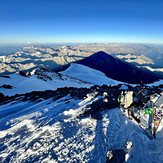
(61, 63, 123, 86)
(0, 64, 163, 162)
(0, 70, 91, 96)
(0, 63, 124, 97)
(147, 79, 163, 87)
(0, 91, 163, 162)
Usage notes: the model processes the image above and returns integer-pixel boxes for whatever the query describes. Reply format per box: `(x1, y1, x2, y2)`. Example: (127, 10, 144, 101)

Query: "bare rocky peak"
(72, 43, 160, 55)
(115, 53, 154, 65)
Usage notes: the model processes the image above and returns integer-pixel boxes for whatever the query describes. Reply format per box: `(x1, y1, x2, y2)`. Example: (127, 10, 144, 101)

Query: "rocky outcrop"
(106, 149, 126, 163)
(19, 71, 31, 77)
(0, 92, 5, 101)
(0, 84, 13, 89)
(116, 54, 154, 65)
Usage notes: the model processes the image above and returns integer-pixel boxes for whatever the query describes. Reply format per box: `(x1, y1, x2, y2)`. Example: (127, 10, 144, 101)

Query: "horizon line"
(0, 42, 163, 46)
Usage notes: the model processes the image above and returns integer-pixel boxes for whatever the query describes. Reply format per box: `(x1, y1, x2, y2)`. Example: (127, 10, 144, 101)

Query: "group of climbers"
(118, 89, 163, 137)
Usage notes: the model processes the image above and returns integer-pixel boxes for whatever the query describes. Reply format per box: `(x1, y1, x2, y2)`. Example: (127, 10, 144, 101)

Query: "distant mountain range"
(0, 43, 163, 83)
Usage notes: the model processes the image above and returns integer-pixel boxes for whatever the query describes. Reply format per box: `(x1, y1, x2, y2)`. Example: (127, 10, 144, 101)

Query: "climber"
(118, 91, 133, 117)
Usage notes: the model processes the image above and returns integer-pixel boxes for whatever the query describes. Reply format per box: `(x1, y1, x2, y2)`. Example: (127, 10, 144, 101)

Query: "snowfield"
(61, 63, 123, 86)
(0, 64, 163, 162)
(0, 63, 123, 97)
(0, 92, 163, 163)
(147, 79, 163, 87)
(0, 70, 91, 96)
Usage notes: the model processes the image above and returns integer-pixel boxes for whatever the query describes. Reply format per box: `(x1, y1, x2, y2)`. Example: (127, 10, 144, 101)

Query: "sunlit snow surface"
(61, 63, 123, 86)
(0, 63, 123, 97)
(0, 71, 91, 96)
(0, 94, 163, 163)
(0, 64, 163, 162)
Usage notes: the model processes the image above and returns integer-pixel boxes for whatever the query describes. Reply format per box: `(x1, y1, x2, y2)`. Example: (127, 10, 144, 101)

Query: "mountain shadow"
(76, 51, 160, 84)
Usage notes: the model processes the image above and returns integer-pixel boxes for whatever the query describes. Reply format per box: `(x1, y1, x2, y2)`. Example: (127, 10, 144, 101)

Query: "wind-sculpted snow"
(0, 92, 163, 162)
(0, 94, 100, 162)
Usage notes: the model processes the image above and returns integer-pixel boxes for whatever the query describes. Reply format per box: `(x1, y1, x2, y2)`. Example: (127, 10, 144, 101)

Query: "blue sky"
(0, 0, 163, 44)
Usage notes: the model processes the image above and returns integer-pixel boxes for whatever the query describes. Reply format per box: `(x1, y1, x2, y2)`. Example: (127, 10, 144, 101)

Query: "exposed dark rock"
(19, 71, 26, 77)
(159, 84, 163, 88)
(0, 92, 5, 101)
(34, 68, 52, 81)
(0, 84, 162, 120)
(0, 84, 13, 89)
(26, 71, 31, 76)
(106, 149, 126, 163)
(19, 71, 31, 77)
(0, 75, 10, 78)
